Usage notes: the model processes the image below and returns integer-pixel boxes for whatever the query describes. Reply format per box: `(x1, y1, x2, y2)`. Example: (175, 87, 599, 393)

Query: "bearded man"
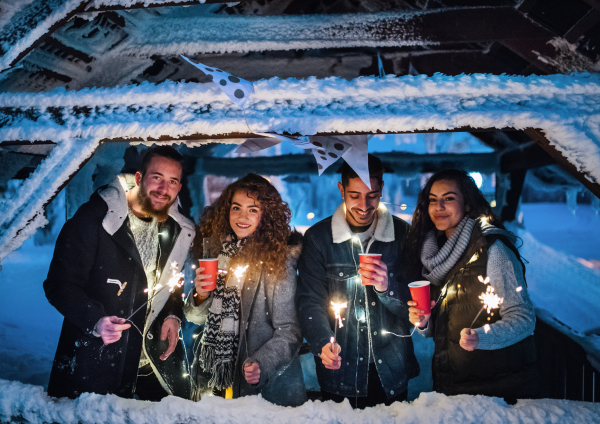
(44, 146, 195, 400)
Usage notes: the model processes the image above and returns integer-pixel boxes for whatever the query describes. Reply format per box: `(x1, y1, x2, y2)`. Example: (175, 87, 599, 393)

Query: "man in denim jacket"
(296, 155, 419, 408)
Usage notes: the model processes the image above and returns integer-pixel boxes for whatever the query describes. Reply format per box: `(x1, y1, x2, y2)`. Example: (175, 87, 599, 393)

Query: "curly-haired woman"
(184, 174, 306, 406)
(406, 169, 538, 403)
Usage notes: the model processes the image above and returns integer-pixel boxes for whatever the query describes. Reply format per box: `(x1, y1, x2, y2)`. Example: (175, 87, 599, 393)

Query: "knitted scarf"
(199, 235, 246, 390)
(421, 216, 475, 286)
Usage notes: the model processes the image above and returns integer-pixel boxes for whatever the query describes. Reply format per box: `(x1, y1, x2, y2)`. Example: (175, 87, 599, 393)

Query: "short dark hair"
(340, 154, 384, 188)
(140, 146, 184, 177)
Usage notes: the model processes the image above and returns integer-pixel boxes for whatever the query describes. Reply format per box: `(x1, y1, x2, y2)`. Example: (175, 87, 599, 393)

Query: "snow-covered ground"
(1, 378, 599, 424)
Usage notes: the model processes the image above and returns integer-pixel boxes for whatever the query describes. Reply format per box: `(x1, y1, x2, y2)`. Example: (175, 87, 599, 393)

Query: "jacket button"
(373, 331, 377, 335)
(147, 333, 153, 340)
(378, 359, 382, 364)
(371, 302, 376, 306)
(339, 272, 344, 277)
(360, 357, 363, 361)
(389, 291, 394, 296)
(390, 390, 395, 395)
(390, 273, 394, 277)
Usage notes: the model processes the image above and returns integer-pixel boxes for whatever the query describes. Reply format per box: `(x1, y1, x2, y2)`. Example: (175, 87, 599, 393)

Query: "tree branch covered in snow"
(0, 378, 599, 424)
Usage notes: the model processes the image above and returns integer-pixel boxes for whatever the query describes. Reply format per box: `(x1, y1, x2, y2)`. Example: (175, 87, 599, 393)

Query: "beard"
(137, 181, 175, 222)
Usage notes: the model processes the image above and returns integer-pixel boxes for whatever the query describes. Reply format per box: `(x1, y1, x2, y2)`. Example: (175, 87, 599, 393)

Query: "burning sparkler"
(233, 265, 249, 282)
(469, 275, 504, 329)
(330, 301, 347, 347)
(128, 262, 184, 320)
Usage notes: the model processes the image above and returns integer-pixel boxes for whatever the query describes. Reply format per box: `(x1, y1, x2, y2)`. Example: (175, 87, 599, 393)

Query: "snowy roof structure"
(2, 71, 600, 261)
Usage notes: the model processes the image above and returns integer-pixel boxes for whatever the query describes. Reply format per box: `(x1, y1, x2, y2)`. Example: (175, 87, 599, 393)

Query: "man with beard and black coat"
(44, 146, 195, 401)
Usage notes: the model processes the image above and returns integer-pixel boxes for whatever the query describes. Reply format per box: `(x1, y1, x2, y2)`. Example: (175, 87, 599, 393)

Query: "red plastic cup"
(358, 253, 382, 285)
(198, 259, 218, 291)
(408, 281, 431, 314)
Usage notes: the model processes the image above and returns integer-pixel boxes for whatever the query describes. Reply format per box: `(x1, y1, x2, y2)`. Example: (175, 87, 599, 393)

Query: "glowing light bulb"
(307, 212, 315, 220)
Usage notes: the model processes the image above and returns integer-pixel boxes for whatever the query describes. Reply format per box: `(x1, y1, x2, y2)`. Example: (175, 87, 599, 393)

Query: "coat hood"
(98, 174, 194, 235)
(331, 202, 395, 244)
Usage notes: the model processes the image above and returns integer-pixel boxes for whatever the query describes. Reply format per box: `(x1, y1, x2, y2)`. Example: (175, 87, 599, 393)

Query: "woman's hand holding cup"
(193, 266, 214, 305)
(408, 300, 436, 328)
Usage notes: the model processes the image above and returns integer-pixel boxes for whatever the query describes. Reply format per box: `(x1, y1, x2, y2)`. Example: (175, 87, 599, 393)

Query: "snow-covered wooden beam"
(0, 0, 92, 72)
(1, 72, 600, 261)
(97, 6, 551, 58)
(85, 0, 246, 11)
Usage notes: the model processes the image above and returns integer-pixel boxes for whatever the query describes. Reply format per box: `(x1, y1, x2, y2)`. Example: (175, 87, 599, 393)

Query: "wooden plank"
(85, 0, 246, 12)
(524, 128, 600, 199)
(194, 151, 499, 178)
(500, 141, 555, 172)
(564, 8, 600, 43)
(4, 0, 93, 69)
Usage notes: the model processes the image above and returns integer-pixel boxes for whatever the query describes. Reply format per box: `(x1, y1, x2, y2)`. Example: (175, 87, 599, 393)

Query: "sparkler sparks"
(479, 285, 503, 313)
(483, 324, 491, 334)
(469, 275, 504, 329)
(127, 262, 183, 321)
(233, 265, 249, 281)
(330, 301, 347, 328)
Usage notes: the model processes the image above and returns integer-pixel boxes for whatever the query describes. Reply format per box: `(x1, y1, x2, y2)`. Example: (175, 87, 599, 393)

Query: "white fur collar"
(331, 202, 395, 244)
(98, 174, 194, 235)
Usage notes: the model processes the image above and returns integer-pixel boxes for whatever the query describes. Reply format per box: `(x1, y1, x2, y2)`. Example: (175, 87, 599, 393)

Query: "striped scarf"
(199, 235, 246, 391)
(420, 216, 475, 286)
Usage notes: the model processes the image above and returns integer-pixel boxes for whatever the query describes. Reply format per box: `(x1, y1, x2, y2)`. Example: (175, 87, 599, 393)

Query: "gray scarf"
(420, 216, 475, 286)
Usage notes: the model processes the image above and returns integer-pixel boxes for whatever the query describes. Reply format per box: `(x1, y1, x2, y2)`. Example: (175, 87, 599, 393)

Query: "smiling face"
(135, 155, 182, 220)
(428, 179, 468, 239)
(338, 177, 383, 227)
(229, 190, 262, 239)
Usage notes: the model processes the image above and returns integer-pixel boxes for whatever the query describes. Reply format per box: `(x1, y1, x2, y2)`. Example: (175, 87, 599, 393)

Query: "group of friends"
(43, 146, 538, 407)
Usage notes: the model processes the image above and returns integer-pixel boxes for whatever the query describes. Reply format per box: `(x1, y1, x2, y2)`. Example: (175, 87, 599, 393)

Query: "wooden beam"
(499, 169, 527, 222)
(524, 128, 600, 199)
(194, 151, 499, 178)
(3, 0, 93, 70)
(564, 8, 600, 43)
(500, 141, 555, 172)
(85, 0, 245, 12)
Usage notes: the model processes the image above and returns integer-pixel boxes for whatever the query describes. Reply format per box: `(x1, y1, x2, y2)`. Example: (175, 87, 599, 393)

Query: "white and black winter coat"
(44, 175, 195, 399)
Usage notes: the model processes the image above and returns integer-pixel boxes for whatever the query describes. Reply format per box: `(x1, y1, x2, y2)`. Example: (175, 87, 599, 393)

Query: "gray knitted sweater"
(420, 239, 536, 350)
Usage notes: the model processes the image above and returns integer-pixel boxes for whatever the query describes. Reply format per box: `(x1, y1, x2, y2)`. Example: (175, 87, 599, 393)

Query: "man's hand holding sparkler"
(320, 343, 342, 369)
(459, 328, 479, 351)
(97, 316, 131, 345)
(159, 317, 179, 360)
(358, 256, 388, 292)
(407, 300, 436, 328)
(193, 266, 214, 305)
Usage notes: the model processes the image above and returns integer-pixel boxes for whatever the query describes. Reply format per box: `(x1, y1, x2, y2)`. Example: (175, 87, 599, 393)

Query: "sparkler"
(330, 301, 347, 348)
(127, 261, 184, 321)
(469, 275, 504, 329)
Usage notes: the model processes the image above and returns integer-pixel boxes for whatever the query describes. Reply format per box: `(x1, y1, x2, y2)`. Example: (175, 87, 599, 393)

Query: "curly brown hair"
(193, 173, 292, 279)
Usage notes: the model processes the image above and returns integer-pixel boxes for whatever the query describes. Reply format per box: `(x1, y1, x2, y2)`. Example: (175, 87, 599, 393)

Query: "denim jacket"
(296, 204, 420, 398)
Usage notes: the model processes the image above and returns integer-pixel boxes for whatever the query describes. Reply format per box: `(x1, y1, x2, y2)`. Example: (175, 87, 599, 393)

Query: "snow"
(0, 379, 599, 424)
(0, 0, 85, 72)
(87, 0, 207, 8)
(97, 7, 431, 58)
(0, 137, 100, 261)
(2, 72, 600, 259)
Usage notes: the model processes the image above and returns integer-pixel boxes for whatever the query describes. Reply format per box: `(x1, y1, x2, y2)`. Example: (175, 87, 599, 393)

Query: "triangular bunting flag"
(308, 136, 351, 175)
(181, 55, 254, 108)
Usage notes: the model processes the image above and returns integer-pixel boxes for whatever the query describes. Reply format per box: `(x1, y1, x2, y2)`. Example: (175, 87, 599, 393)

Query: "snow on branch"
(0, 378, 599, 424)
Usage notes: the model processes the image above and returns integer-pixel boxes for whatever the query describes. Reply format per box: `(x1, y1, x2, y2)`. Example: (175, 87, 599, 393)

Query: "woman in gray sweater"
(406, 169, 538, 403)
(184, 174, 306, 406)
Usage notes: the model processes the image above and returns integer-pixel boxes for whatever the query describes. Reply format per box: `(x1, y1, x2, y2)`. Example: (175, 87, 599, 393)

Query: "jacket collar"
(98, 174, 194, 235)
(331, 202, 395, 244)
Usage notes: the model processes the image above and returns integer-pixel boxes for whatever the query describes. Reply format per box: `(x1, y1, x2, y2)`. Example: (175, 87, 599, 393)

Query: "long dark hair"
(193, 173, 292, 279)
(406, 169, 503, 277)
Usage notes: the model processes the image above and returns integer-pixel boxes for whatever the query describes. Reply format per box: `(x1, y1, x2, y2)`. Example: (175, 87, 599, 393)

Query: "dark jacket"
(185, 237, 306, 406)
(296, 204, 420, 399)
(44, 175, 195, 399)
(430, 224, 538, 399)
